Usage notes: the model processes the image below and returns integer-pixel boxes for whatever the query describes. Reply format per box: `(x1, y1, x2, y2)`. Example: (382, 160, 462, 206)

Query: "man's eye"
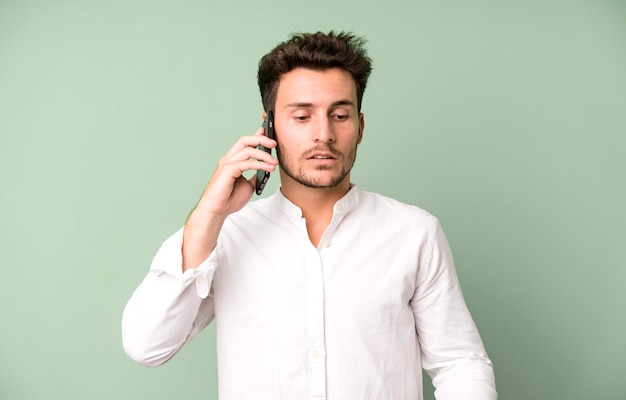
(295, 115, 309, 121)
(333, 114, 349, 121)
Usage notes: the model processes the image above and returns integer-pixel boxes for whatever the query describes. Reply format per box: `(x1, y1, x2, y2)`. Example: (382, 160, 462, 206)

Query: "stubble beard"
(276, 144, 358, 189)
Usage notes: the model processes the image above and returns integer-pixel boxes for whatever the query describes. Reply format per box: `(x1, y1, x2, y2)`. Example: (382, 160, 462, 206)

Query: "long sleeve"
(122, 228, 216, 366)
(412, 219, 497, 400)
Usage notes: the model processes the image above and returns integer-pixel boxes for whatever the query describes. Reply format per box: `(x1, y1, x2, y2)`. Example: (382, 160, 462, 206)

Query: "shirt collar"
(272, 184, 361, 219)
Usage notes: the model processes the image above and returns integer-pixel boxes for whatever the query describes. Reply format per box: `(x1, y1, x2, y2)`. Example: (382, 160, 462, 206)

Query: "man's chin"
(279, 162, 351, 189)
(297, 173, 350, 189)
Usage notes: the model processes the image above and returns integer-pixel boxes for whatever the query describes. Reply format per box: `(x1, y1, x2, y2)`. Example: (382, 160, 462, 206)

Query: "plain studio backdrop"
(1, 1, 624, 399)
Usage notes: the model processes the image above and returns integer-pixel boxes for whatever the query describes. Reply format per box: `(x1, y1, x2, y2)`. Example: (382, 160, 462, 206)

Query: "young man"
(122, 31, 497, 400)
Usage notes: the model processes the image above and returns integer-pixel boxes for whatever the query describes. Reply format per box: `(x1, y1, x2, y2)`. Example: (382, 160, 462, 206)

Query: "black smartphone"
(255, 110, 275, 195)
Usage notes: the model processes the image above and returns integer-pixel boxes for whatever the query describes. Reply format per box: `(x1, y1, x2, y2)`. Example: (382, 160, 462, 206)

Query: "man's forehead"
(275, 68, 358, 107)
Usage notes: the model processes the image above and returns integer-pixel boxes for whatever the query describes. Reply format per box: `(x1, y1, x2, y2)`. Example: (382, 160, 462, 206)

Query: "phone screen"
(255, 111, 275, 195)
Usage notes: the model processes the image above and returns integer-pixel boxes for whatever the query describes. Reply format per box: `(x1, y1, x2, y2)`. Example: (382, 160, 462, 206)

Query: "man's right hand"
(182, 127, 278, 271)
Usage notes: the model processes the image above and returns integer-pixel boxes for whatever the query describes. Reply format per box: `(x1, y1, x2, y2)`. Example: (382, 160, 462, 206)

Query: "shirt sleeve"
(412, 219, 498, 400)
(121, 228, 217, 367)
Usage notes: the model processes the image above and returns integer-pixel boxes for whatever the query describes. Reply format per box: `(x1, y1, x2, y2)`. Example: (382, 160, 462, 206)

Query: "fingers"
(191, 127, 279, 219)
(220, 145, 278, 173)
(223, 127, 277, 159)
(209, 129, 276, 189)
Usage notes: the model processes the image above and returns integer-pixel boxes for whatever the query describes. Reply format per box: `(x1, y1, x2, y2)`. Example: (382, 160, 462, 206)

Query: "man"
(122, 31, 497, 400)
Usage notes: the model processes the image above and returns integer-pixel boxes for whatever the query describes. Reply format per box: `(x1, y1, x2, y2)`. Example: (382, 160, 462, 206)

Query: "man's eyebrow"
(285, 102, 315, 108)
(330, 99, 355, 107)
(285, 100, 356, 108)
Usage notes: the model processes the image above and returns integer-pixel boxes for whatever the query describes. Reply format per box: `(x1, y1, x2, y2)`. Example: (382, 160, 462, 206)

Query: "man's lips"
(307, 152, 337, 160)
(304, 145, 339, 159)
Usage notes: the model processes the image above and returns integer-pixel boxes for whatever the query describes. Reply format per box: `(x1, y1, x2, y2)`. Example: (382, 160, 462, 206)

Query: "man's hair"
(257, 31, 373, 112)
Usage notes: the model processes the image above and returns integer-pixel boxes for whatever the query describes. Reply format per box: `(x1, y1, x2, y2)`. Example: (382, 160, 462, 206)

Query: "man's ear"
(357, 113, 365, 144)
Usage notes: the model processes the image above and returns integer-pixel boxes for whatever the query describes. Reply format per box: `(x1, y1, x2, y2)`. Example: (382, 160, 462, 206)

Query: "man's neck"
(280, 178, 351, 247)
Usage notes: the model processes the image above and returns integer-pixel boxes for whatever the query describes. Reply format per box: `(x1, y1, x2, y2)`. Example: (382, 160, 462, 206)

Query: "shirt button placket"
(307, 250, 326, 399)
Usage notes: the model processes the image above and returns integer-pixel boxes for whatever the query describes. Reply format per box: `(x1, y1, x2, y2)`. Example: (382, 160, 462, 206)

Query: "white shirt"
(122, 186, 497, 400)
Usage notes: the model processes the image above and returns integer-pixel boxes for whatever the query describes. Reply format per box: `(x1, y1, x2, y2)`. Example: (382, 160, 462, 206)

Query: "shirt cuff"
(184, 258, 215, 299)
(148, 227, 217, 299)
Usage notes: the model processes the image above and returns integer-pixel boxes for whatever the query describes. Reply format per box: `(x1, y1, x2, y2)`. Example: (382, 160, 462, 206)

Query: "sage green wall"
(1, 0, 624, 399)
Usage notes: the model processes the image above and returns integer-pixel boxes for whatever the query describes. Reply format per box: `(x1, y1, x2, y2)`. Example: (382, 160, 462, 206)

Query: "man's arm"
(182, 127, 278, 271)
(122, 229, 215, 366)
(122, 127, 278, 366)
(412, 219, 497, 400)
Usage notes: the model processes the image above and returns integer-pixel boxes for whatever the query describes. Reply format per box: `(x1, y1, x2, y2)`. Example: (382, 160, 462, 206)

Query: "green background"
(1, 0, 624, 399)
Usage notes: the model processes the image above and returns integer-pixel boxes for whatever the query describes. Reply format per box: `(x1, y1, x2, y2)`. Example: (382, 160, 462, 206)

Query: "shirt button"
(336, 203, 344, 211)
(322, 240, 331, 248)
(313, 350, 321, 359)
(195, 274, 209, 298)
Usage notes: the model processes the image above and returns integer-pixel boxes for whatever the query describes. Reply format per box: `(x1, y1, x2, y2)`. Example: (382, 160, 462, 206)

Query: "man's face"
(273, 67, 364, 190)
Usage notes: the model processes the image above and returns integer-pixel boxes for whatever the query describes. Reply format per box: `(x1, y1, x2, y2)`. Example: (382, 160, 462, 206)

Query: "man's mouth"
(307, 151, 338, 160)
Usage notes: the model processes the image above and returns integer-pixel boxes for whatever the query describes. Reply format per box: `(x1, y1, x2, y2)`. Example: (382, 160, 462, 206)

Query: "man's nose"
(313, 117, 336, 143)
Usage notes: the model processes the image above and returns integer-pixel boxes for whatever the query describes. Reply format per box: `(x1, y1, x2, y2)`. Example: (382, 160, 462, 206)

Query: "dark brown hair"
(257, 31, 373, 112)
